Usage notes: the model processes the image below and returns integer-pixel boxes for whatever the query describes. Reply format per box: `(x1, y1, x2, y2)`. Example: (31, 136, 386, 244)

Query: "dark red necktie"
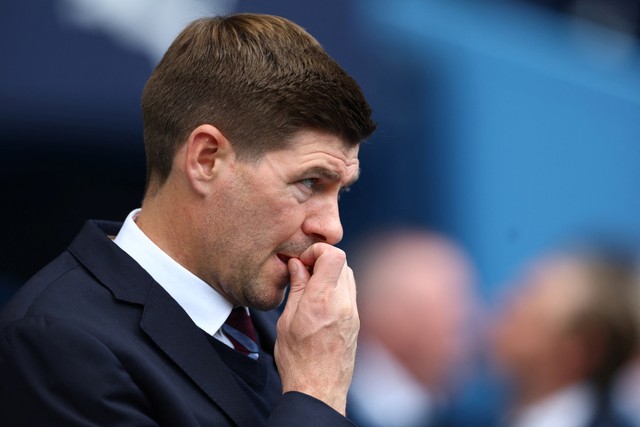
(222, 307, 260, 360)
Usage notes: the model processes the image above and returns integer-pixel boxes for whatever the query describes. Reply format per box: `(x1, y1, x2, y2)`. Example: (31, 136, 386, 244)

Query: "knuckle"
(328, 248, 346, 265)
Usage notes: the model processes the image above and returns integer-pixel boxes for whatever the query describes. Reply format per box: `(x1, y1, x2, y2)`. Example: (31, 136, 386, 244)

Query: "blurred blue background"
(1, 0, 640, 302)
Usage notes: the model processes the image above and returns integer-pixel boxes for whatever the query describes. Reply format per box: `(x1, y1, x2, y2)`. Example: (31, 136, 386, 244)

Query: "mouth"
(276, 254, 292, 265)
(277, 253, 314, 274)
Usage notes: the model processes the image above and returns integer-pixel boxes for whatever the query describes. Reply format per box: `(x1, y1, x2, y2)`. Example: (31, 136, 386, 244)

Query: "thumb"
(283, 258, 309, 313)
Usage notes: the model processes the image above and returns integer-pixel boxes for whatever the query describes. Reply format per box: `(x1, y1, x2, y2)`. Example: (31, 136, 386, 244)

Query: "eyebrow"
(306, 166, 360, 188)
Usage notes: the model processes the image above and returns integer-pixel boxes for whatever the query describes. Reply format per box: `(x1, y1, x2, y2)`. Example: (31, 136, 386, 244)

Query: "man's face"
(199, 129, 360, 310)
(491, 259, 585, 383)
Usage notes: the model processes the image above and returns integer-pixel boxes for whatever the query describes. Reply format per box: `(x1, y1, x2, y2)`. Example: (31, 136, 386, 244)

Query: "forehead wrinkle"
(305, 165, 360, 188)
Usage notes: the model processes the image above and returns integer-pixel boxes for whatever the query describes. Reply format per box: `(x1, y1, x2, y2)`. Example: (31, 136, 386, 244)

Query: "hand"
(274, 243, 359, 416)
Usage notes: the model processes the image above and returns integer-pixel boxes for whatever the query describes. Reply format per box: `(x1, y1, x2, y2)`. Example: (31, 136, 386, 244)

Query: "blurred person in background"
(612, 272, 640, 425)
(491, 248, 639, 427)
(614, 353, 640, 426)
(348, 230, 478, 427)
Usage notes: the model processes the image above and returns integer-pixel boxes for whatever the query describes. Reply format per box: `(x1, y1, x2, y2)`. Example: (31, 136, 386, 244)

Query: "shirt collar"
(114, 209, 233, 336)
(512, 382, 596, 427)
(350, 338, 434, 426)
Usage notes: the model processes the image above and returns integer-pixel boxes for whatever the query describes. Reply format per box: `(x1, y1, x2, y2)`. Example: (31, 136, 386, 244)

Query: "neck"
(137, 184, 197, 274)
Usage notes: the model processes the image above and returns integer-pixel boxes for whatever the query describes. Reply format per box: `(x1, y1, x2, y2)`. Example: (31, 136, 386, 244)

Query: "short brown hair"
(141, 13, 376, 187)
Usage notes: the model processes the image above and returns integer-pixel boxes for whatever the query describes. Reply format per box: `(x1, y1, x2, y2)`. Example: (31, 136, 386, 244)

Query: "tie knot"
(222, 307, 259, 359)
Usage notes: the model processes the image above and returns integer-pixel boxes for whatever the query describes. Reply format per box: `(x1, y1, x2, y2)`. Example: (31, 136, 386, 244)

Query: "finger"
(299, 244, 346, 290)
(298, 243, 335, 269)
(334, 261, 356, 308)
(344, 264, 357, 303)
(289, 257, 310, 292)
(282, 257, 310, 314)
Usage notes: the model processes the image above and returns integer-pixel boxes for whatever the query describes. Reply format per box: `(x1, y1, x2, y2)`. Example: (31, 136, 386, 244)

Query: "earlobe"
(184, 124, 233, 195)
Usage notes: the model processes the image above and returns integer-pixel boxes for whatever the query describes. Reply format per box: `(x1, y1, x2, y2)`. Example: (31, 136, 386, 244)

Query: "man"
(491, 249, 639, 427)
(348, 230, 477, 427)
(0, 13, 376, 426)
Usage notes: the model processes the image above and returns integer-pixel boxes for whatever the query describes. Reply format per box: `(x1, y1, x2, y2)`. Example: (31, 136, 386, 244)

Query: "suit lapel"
(141, 285, 263, 426)
(70, 220, 263, 427)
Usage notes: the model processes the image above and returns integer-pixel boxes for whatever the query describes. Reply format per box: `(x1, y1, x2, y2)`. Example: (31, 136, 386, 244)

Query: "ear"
(184, 124, 234, 195)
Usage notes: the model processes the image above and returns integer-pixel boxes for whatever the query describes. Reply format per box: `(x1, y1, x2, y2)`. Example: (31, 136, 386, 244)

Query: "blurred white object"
(613, 359, 640, 425)
(350, 340, 435, 427)
(56, 0, 238, 66)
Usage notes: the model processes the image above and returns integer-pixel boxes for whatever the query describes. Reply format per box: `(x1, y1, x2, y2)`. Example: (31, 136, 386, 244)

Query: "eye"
(299, 178, 318, 190)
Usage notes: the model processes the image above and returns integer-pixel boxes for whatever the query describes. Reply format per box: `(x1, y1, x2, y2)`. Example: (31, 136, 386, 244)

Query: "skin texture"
(137, 125, 360, 415)
(277, 244, 359, 415)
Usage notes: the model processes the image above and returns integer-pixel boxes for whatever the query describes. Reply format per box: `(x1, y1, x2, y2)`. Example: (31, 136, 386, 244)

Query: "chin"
(244, 283, 289, 311)
(246, 294, 286, 311)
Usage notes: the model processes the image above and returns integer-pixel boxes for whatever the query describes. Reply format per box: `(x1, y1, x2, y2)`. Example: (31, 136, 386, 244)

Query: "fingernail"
(289, 260, 299, 276)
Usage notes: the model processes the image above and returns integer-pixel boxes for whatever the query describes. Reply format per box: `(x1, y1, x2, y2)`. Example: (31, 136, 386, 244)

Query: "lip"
(276, 254, 292, 265)
(277, 253, 313, 274)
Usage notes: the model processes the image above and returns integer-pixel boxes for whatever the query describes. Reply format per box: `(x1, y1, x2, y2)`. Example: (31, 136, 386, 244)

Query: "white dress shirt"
(510, 383, 596, 427)
(350, 339, 435, 427)
(114, 209, 234, 348)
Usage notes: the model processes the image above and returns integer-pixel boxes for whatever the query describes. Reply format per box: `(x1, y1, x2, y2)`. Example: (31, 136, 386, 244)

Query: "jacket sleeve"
(1, 315, 357, 426)
(0, 316, 159, 427)
(268, 392, 357, 426)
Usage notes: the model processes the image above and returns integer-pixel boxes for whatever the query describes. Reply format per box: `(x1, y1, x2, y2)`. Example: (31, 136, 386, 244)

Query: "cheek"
(236, 178, 306, 240)
(266, 198, 305, 230)
(238, 202, 304, 255)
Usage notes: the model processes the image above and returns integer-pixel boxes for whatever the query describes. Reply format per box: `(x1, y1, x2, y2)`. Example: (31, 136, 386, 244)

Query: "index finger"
(298, 243, 347, 288)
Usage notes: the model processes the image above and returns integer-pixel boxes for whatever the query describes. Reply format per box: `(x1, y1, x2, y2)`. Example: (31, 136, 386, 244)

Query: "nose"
(302, 197, 344, 245)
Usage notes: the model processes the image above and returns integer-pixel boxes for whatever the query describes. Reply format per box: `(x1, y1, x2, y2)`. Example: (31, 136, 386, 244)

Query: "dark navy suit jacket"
(0, 220, 353, 426)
